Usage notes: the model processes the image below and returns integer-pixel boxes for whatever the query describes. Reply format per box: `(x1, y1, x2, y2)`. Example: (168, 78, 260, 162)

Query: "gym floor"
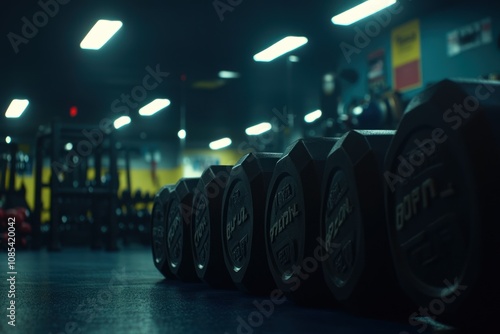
(1, 247, 436, 334)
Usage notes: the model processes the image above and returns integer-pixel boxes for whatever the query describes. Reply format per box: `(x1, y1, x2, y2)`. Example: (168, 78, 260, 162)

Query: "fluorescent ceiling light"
(5, 99, 29, 118)
(332, 0, 397, 26)
(80, 20, 123, 50)
(209, 137, 232, 150)
(5, 136, 12, 144)
(304, 109, 322, 123)
(178, 129, 186, 139)
(245, 122, 272, 136)
(218, 71, 240, 79)
(139, 99, 170, 116)
(114, 115, 131, 129)
(253, 36, 308, 62)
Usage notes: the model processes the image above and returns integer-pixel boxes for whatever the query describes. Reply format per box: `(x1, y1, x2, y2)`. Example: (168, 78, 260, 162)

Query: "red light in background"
(181, 74, 187, 82)
(70, 106, 78, 117)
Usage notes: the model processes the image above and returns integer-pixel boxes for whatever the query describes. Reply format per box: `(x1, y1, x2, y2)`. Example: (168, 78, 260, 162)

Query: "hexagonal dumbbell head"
(152, 185, 176, 279)
(192, 165, 234, 288)
(222, 152, 282, 295)
(265, 138, 337, 305)
(165, 178, 200, 282)
(321, 130, 412, 319)
(384, 79, 500, 329)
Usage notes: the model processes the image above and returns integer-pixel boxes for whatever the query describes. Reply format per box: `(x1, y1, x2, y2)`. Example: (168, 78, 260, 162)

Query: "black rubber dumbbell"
(265, 138, 337, 304)
(151, 185, 176, 279)
(384, 79, 500, 330)
(165, 178, 200, 282)
(320, 130, 411, 318)
(222, 152, 282, 294)
(192, 165, 234, 288)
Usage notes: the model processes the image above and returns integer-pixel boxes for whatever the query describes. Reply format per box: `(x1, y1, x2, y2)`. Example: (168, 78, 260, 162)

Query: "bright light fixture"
(80, 20, 123, 50)
(5, 136, 12, 144)
(288, 55, 300, 62)
(178, 129, 186, 139)
(209, 137, 232, 150)
(332, 0, 397, 26)
(65, 143, 73, 151)
(218, 71, 240, 79)
(5, 99, 29, 118)
(245, 122, 272, 136)
(353, 106, 364, 115)
(304, 109, 322, 123)
(114, 115, 131, 129)
(253, 36, 308, 62)
(139, 99, 170, 116)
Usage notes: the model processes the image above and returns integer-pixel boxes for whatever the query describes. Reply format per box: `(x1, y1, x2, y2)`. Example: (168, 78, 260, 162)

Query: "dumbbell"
(151, 185, 176, 279)
(164, 178, 200, 282)
(384, 79, 500, 329)
(134, 190, 143, 204)
(191, 165, 234, 289)
(320, 130, 411, 317)
(222, 152, 282, 294)
(121, 190, 132, 206)
(15, 207, 29, 223)
(144, 192, 152, 204)
(5, 209, 24, 225)
(265, 138, 337, 304)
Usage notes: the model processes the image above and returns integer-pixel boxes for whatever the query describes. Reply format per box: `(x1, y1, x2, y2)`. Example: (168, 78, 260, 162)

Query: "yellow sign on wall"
(391, 19, 422, 91)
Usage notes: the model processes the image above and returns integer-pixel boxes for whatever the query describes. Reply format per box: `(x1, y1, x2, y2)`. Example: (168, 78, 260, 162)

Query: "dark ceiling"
(1, 0, 462, 148)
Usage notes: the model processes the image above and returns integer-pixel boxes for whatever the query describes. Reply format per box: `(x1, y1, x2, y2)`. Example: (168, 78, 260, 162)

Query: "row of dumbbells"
(151, 79, 500, 330)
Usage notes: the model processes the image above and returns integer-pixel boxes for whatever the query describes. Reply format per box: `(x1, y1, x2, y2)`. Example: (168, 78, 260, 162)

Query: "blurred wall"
(336, 1, 500, 106)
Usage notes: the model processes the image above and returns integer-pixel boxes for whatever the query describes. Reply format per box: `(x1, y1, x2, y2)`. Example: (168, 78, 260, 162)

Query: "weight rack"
(33, 121, 119, 251)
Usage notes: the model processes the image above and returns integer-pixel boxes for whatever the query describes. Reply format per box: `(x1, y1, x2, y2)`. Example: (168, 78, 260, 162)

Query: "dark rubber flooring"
(1, 247, 432, 334)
